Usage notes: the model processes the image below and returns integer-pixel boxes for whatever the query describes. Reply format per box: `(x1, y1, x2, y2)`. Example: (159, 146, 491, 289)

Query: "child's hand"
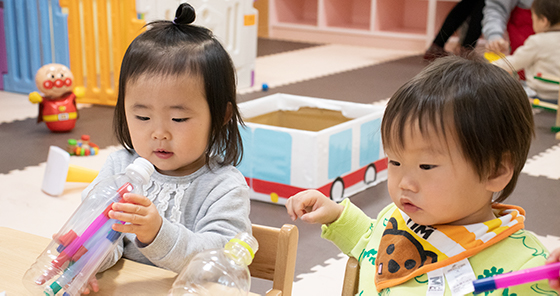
(109, 193, 163, 244)
(546, 248, 560, 291)
(486, 37, 509, 54)
(285, 190, 344, 225)
(80, 276, 99, 294)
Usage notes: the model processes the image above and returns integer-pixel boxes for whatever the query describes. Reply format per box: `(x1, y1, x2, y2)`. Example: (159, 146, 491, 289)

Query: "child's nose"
(398, 173, 419, 193)
(152, 128, 170, 140)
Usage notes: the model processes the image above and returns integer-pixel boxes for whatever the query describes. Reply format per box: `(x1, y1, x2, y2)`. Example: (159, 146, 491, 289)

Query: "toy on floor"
(484, 52, 505, 63)
(532, 73, 560, 139)
(237, 94, 387, 204)
(42, 146, 99, 196)
(23, 158, 154, 296)
(29, 64, 84, 133)
(67, 135, 99, 156)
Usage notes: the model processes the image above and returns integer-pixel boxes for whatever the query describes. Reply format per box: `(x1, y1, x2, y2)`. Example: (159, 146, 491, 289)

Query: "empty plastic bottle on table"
(169, 232, 259, 296)
(22, 157, 154, 296)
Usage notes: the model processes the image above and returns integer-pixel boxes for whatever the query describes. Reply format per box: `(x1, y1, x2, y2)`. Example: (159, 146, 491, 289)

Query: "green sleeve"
(321, 200, 396, 259)
(507, 255, 559, 295)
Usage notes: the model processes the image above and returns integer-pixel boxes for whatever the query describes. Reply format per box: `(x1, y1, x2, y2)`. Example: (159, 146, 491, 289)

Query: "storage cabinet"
(268, 0, 460, 51)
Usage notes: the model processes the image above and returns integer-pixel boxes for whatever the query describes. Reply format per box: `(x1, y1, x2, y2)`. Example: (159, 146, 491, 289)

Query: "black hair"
(532, 0, 560, 26)
(381, 55, 534, 203)
(114, 3, 243, 166)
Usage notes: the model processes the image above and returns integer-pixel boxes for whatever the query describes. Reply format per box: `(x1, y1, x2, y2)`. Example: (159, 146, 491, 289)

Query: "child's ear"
(542, 16, 551, 28)
(485, 153, 514, 193)
(223, 102, 233, 126)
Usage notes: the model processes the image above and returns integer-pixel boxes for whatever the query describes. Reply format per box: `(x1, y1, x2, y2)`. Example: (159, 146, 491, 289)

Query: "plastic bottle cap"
(81, 134, 90, 141)
(226, 232, 259, 265)
(229, 238, 255, 259)
(126, 157, 155, 185)
(67, 139, 77, 145)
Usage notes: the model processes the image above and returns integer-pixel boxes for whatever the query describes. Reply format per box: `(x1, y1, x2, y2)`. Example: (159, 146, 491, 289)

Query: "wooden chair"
(341, 256, 360, 296)
(249, 224, 299, 296)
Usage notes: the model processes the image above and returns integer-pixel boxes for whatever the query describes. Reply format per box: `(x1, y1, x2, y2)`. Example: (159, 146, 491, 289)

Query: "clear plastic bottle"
(169, 232, 259, 296)
(23, 157, 154, 296)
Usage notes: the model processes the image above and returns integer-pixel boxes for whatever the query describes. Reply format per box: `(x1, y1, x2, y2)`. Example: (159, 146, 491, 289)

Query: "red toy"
(29, 64, 84, 132)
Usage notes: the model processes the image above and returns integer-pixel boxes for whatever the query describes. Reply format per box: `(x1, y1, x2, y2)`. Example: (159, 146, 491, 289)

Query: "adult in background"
(424, 0, 486, 62)
(483, 0, 535, 54)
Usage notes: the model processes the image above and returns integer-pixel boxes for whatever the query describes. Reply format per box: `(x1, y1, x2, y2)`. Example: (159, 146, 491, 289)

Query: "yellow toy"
(42, 146, 99, 196)
(484, 52, 505, 63)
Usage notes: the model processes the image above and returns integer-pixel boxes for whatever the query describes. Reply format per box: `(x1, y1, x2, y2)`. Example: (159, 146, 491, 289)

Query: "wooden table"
(0, 227, 260, 295)
(0, 226, 176, 295)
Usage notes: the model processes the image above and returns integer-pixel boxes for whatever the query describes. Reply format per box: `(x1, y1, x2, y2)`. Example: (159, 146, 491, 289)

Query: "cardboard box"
(237, 93, 387, 204)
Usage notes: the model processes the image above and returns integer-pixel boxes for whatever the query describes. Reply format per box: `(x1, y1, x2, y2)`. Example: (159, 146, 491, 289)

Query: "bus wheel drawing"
(330, 177, 345, 203)
(364, 163, 377, 185)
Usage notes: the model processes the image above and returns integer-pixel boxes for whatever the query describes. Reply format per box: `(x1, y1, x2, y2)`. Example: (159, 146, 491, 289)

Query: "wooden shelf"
(274, 0, 318, 26)
(324, 0, 371, 31)
(269, 0, 460, 51)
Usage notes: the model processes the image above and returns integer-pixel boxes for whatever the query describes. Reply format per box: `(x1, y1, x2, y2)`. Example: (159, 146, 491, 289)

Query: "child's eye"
(172, 118, 188, 123)
(136, 116, 150, 121)
(389, 160, 401, 167)
(419, 164, 437, 170)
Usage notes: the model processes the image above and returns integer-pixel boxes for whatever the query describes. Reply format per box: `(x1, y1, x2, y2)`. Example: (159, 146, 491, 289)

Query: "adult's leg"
(461, 0, 485, 48)
(433, 0, 478, 47)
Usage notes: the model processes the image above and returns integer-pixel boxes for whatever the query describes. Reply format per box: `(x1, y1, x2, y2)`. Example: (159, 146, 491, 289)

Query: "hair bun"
(174, 3, 196, 25)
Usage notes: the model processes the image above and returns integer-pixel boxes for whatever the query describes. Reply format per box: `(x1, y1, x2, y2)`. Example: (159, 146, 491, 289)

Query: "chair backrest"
(341, 256, 360, 296)
(249, 224, 299, 296)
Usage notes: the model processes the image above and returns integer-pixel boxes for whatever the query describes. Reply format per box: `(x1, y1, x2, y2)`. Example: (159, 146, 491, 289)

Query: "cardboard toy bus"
(237, 93, 387, 204)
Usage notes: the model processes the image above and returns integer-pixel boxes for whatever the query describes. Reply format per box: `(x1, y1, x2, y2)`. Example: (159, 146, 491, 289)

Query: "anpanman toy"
(29, 63, 84, 132)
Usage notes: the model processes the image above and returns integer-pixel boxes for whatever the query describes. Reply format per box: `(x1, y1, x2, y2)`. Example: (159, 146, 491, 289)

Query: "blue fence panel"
(49, 0, 69, 68)
(3, 0, 69, 94)
(3, 0, 38, 93)
(0, 1, 7, 90)
(37, 0, 52, 66)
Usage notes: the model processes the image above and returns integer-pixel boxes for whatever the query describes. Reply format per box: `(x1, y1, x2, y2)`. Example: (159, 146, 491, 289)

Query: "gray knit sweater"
(482, 0, 534, 41)
(81, 149, 251, 273)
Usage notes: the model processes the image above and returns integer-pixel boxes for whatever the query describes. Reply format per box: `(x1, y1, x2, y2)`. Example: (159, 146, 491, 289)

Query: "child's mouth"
(401, 201, 420, 213)
(154, 149, 173, 159)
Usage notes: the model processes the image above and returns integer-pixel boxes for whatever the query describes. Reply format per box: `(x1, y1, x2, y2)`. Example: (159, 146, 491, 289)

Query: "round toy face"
(35, 64, 75, 98)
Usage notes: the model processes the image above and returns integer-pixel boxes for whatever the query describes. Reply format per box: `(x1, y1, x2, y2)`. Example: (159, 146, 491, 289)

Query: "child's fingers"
(112, 202, 147, 216)
(547, 249, 560, 263)
(549, 278, 560, 292)
(300, 204, 333, 224)
(300, 209, 322, 224)
(90, 277, 99, 292)
(112, 222, 136, 233)
(285, 192, 306, 220)
(80, 276, 99, 295)
(285, 198, 298, 221)
(110, 209, 147, 226)
(122, 193, 151, 206)
(287, 191, 319, 220)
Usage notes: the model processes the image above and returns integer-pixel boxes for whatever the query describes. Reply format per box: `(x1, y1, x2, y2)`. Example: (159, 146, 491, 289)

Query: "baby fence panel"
(58, 0, 145, 106)
(2, 0, 69, 94)
(0, 1, 7, 90)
